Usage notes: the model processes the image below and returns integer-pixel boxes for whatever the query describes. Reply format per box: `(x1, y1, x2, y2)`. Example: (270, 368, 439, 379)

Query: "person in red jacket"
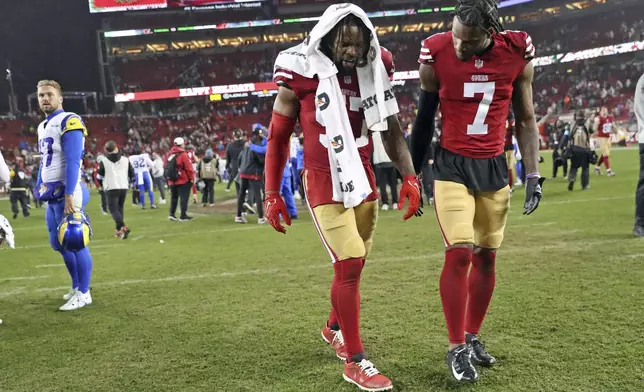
(165, 137, 195, 221)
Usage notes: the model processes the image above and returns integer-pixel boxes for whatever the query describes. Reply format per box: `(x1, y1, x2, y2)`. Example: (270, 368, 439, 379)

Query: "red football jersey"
(419, 31, 535, 159)
(596, 115, 614, 138)
(274, 47, 395, 207)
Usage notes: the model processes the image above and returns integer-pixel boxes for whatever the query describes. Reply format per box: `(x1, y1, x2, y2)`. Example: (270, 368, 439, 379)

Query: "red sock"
(604, 156, 611, 170)
(439, 247, 472, 345)
(331, 258, 364, 360)
(327, 306, 339, 330)
(597, 155, 604, 167)
(465, 250, 496, 335)
(508, 169, 514, 188)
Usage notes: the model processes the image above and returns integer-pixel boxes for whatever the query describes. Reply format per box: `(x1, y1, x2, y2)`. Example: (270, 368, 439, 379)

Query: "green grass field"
(1, 149, 643, 392)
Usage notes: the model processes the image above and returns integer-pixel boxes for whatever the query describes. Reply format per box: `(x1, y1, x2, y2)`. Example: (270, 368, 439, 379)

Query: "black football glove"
(523, 176, 545, 215)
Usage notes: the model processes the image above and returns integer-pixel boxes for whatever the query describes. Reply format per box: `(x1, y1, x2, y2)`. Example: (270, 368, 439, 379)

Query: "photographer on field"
(559, 111, 596, 191)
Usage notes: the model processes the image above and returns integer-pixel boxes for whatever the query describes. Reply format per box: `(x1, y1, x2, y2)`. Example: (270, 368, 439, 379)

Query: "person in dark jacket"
(166, 137, 195, 221)
(197, 148, 218, 206)
(235, 130, 266, 224)
(9, 164, 30, 219)
(226, 129, 246, 195)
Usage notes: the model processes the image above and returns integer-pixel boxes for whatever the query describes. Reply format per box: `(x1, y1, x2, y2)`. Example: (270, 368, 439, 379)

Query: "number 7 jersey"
(419, 30, 535, 158)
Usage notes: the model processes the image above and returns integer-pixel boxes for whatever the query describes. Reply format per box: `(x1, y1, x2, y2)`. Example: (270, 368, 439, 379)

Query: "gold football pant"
(307, 201, 378, 263)
(433, 180, 510, 249)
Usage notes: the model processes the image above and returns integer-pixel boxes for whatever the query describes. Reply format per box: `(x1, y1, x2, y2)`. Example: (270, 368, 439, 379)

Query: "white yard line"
(2, 275, 50, 281)
(35, 264, 65, 268)
(0, 237, 621, 298)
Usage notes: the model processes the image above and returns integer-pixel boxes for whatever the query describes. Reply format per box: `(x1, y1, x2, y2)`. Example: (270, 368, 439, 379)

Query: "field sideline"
(1, 148, 643, 392)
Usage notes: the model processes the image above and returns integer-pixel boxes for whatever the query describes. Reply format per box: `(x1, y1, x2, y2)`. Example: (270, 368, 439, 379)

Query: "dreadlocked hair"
(320, 14, 373, 67)
(454, 0, 504, 34)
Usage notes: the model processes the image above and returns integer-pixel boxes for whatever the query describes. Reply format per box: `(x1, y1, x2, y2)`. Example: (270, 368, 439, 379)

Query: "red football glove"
(264, 191, 292, 234)
(397, 175, 423, 220)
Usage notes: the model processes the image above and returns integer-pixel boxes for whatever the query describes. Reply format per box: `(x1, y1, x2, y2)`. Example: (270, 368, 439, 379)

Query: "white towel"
(274, 3, 399, 208)
(0, 214, 15, 249)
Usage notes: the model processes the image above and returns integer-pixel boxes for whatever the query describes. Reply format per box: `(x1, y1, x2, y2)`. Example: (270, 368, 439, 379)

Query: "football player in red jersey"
(264, 5, 421, 391)
(411, 0, 544, 383)
(593, 106, 615, 176)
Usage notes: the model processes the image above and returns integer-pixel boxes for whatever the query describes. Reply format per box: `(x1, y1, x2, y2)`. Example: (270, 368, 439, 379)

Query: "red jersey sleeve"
(380, 47, 395, 78)
(501, 30, 536, 62)
(273, 68, 314, 99)
(418, 32, 450, 65)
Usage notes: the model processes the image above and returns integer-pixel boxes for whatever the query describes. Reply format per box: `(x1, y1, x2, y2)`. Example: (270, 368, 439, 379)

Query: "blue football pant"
(45, 183, 93, 293)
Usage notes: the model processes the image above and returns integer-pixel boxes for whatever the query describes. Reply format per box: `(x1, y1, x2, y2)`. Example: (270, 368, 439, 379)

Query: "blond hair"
(37, 80, 62, 94)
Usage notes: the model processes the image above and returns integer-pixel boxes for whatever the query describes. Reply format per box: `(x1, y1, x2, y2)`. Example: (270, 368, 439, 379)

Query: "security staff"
(97, 141, 134, 239)
(559, 111, 594, 191)
(634, 73, 644, 236)
(9, 164, 30, 219)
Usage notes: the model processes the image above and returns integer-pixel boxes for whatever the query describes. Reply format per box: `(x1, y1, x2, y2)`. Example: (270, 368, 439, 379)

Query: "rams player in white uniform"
(129, 146, 157, 209)
(36, 80, 93, 311)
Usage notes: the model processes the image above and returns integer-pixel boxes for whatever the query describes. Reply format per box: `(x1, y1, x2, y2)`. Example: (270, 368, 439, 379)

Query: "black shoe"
(168, 215, 178, 221)
(466, 333, 496, 367)
(121, 227, 131, 240)
(12, 212, 17, 220)
(179, 216, 193, 222)
(447, 344, 478, 383)
(634, 226, 644, 237)
(568, 181, 574, 191)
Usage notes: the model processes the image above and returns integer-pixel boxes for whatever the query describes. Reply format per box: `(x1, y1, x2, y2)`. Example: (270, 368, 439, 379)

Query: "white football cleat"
(63, 287, 77, 301)
(59, 291, 91, 311)
(381, 204, 390, 211)
(159, 199, 167, 205)
(79, 290, 92, 305)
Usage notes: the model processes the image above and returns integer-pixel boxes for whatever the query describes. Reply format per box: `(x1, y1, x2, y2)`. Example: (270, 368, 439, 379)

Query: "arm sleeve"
(61, 130, 85, 195)
(410, 89, 440, 174)
(0, 151, 10, 183)
(265, 112, 296, 193)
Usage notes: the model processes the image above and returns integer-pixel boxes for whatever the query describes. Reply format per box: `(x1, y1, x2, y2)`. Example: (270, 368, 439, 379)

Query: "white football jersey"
(37, 111, 86, 184)
(129, 153, 153, 174)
